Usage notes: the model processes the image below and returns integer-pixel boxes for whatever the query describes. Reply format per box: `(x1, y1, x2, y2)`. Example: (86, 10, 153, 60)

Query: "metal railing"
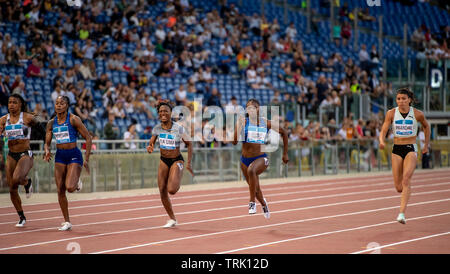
(1, 139, 449, 193)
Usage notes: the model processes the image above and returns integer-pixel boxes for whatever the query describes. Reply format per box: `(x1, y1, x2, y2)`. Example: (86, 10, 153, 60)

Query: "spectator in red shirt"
(26, 58, 45, 78)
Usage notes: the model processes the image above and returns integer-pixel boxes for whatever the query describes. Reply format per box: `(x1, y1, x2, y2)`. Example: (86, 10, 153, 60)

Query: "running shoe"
(249, 202, 256, 214)
(397, 213, 406, 224)
(15, 218, 26, 227)
(262, 198, 270, 219)
(25, 178, 32, 199)
(76, 179, 82, 193)
(58, 222, 72, 231)
(163, 219, 177, 228)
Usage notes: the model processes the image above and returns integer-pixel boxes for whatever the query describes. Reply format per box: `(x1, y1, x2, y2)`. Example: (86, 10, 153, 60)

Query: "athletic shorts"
(55, 147, 83, 166)
(8, 150, 33, 162)
(160, 154, 184, 169)
(240, 153, 268, 167)
(392, 144, 417, 160)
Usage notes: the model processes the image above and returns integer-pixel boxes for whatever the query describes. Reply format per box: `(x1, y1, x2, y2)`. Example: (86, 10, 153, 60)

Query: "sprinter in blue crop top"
(0, 94, 43, 227)
(43, 95, 92, 231)
(379, 87, 430, 225)
(233, 99, 289, 219)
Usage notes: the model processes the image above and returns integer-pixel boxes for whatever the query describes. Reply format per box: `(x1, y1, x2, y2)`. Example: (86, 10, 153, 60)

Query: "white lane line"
(1, 194, 447, 253)
(0, 173, 444, 218)
(351, 232, 450, 254)
(3, 187, 449, 237)
(1, 178, 449, 232)
(1, 170, 447, 212)
(215, 212, 450, 254)
(92, 200, 450, 254)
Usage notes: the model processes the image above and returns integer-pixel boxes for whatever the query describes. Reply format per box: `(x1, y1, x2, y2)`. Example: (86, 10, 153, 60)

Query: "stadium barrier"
(1, 139, 449, 193)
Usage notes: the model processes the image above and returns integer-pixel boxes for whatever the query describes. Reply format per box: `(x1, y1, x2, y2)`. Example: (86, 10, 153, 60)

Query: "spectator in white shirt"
(124, 124, 138, 149)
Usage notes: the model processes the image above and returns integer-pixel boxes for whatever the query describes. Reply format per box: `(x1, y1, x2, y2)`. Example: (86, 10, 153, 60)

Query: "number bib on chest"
(53, 126, 71, 144)
(5, 124, 24, 140)
(247, 126, 267, 144)
(394, 120, 414, 137)
(159, 133, 177, 150)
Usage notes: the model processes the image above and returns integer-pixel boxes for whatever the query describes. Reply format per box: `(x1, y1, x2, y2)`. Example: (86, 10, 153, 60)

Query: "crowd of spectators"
(0, 0, 447, 151)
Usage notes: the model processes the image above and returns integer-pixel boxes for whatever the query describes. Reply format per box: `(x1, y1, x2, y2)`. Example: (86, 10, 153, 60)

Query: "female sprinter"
(43, 95, 92, 231)
(233, 99, 289, 218)
(147, 101, 193, 228)
(379, 87, 430, 224)
(0, 94, 41, 227)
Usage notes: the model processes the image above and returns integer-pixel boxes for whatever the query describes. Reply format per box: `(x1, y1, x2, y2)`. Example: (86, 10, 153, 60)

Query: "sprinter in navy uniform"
(233, 99, 289, 219)
(44, 95, 92, 231)
(379, 87, 430, 224)
(0, 94, 41, 227)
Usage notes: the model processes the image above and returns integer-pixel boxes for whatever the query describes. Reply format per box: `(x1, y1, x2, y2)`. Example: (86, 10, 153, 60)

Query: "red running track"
(0, 169, 449, 254)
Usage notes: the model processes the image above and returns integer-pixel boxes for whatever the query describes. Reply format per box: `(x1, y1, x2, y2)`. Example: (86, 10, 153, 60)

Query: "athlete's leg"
(65, 163, 82, 193)
(6, 156, 21, 213)
(246, 157, 269, 206)
(55, 163, 70, 222)
(399, 152, 417, 214)
(391, 153, 404, 193)
(167, 160, 183, 195)
(158, 160, 175, 221)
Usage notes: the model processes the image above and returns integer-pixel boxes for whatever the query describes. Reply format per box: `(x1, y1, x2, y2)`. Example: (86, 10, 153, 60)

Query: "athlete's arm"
(71, 115, 92, 173)
(233, 115, 245, 145)
(43, 119, 54, 162)
(0, 116, 6, 136)
(147, 135, 157, 153)
(267, 119, 289, 164)
(379, 109, 394, 149)
(415, 109, 431, 154)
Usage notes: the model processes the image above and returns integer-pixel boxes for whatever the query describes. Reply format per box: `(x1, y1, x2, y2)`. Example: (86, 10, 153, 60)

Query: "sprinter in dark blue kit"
(44, 95, 92, 231)
(233, 99, 289, 219)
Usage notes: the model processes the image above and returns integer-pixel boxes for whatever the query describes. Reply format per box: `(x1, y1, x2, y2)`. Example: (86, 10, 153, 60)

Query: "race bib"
(53, 126, 71, 144)
(394, 120, 414, 136)
(247, 126, 267, 144)
(5, 124, 24, 140)
(159, 133, 177, 150)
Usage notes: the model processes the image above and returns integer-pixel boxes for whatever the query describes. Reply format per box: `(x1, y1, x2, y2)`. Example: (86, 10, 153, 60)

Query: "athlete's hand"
(422, 146, 429, 155)
(146, 143, 154, 153)
(282, 153, 289, 164)
(83, 160, 90, 175)
(379, 140, 385, 150)
(186, 162, 194, 177)
(43, 150, 52, 162)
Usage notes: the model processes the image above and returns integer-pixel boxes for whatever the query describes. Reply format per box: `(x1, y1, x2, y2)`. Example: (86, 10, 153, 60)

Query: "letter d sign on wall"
(430, 69, 443, 88)
(366, 0, 381, 6)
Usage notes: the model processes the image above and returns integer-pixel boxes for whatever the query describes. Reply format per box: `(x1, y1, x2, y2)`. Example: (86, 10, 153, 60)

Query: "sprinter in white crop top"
(379, 87, 430, 225)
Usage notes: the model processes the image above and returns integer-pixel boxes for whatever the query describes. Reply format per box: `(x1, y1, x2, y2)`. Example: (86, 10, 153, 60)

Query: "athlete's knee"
(247, 167, 257, 176)
(401, 178, 411, 188)
(168, 189, 178, 195)
(11, 175, 24, 186)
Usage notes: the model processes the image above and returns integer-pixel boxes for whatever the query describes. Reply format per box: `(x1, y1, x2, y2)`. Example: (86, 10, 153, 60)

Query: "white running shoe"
(25, 179, 32, 199)
(249, 202, 257, 214)
(76, 179, 82, 192)
(59, 222, 72, 231)
(262, 198, 270, 219)
(15, 218, 26, 227)
(163, 219, 177, 228)
(397, 213, 406, 224)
